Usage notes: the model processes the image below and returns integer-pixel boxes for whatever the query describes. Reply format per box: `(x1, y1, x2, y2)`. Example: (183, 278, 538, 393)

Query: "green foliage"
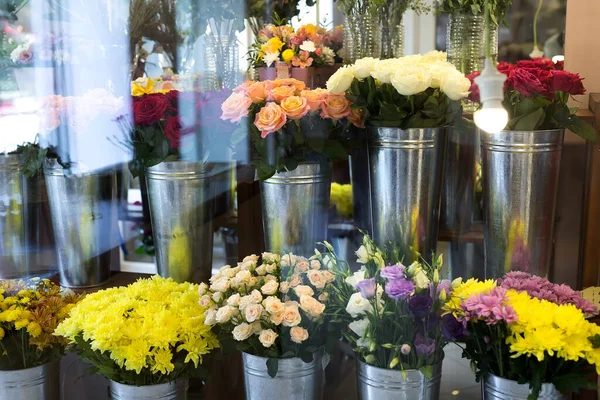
(0, 330, 64, 371)
(436, 0, 512, 26)
(14, 143, 70, 178)
(128, 124, 177, 178)
(335, 0, 429, 17)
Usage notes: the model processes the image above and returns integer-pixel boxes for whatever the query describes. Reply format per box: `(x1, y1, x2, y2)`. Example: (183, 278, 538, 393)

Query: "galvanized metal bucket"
(260, 162, 331, 256)
(483, 374, 566, 399)
(109, 379, 188, 400)
(146, 161, 214, 283)
(481, 129, 564, 278)
(44, 159, 117, 288)
(0, 362, 59, 400)
(357, 360, 442, 400)
(242, 352, 324, 400)
(368, 127, 447, 263)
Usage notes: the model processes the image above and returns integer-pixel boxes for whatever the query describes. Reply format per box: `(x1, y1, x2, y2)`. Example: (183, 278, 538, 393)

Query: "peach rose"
(299, 295, 325, 317)
(221, 92, 252, 123)
(246, 81, 268, 103)
(272, 78, 306, 92)
(269, 85, 297, 102)
(320, 94, 351, 120)
(300, 88, 328, 111)
(282, 304, 302, 327)
(348, 108, 365, 128)
(280, 96, 309, 120)
(254, 102, 287, 138)
(290, 326, 309, 343)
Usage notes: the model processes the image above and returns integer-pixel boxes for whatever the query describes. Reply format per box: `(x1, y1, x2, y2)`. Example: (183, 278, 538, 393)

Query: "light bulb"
(474, 102, 508, 134)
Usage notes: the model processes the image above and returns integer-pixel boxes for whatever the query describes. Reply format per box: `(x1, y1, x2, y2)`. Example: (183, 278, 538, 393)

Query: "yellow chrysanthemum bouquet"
(444, 272, 600, 399)
(330, 183, 353, 219)
(0, 278, 82, 370)
(55, 276, 219, 385)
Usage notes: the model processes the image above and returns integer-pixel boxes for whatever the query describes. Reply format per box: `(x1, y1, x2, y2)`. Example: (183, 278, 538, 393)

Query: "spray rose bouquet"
(467, 58, 597, 141)
(0, 278, 83, 370)
(221, 78, 361, 180)
(203, 252, 338, 377)
(327, 51, 470, 128)
(318, 236, 453, 376)
(444, 272, 600, 399)
(55, 276, 219, 385)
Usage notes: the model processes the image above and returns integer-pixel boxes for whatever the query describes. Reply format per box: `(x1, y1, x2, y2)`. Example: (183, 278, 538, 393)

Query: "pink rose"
(254, 102, 287, 138)
(269, 85, 296, 102)
(300, 88, 327, 111)
(221, 91, 253, 123)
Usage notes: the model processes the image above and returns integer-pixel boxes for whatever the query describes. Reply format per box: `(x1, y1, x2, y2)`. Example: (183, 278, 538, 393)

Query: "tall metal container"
(44, 159, 117, 288)
(0, 362, 59, 400)
(368, 127, 446, 263)
(481, 129, 564, 278)
(483, 374, 566, 399)
(110, 380, 188, 400)
(146, 161, 214, 283)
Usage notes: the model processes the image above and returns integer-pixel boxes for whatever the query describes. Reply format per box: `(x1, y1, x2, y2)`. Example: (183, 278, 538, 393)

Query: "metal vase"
(483, 374, 566, 399)
(109, 380, 188, 400)
(349, 127, 372, 235)
(0, 362, 59, 400)
(481, 129, 564, 278)
(146, 161, 214, 283)
(368, 127, 446, 263)
(357, 360, 442, 400)
(44, 159, 117, 288)
(242, 352, 324, 400)
(260, 163, 331, 256)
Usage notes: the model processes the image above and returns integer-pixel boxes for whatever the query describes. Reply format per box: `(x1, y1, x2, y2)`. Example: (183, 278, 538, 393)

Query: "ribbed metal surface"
(0, 362, 59, 400)
(484, 374, 566, 399)
(110, 380, 188, 400)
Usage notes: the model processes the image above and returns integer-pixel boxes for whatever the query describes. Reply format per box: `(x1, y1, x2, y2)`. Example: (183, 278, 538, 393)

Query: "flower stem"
(533, 0, 544, 51)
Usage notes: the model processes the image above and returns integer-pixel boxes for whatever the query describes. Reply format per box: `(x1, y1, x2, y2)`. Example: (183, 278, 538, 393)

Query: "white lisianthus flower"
(290, 326, 309, 343)
(261, 280, 279, 295)
(413, 270, 431, 290)
(391, 66, 433, 96)
(440, 69, 471, 100)
(355, 246, 370, 264)
(327, 65, 356, 94)
(216, 305, 236, 323)
(353, 57, 379, 79)
(263, 51, 280, 67)
(356, 338, 370, 348)
(259, 329, 278, 348)
(345, 270, 366, 288)
(348, 318, 369, 337)
(232, 323, 253, 341)
(300, 40, 316, 52)
(346, 292, 373, 318)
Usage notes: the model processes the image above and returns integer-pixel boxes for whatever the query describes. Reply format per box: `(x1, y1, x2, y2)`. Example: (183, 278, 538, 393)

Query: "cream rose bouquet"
(203, 252, 338, 377)
(221, 78, 362, 180)
(326, 51, 470, 128)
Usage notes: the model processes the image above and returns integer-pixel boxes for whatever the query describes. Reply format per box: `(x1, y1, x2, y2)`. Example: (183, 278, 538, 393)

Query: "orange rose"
(246, 81, 268, 103)
(348, 108, 365, 128)
(255, 102, 287, 138)
(320, 94, 351, 120)
(300, 88, 328, 111)
(280, 96, 309, 120)
(269, 85, 296, 102)
(272, 78, 306, 92)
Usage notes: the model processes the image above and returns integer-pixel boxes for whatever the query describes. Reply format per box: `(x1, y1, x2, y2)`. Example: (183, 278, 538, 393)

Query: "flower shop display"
(203, 252, 337, 400)
(55, 275, 219, 400)
(0, 278, 82, 400)
(444, 272, 600, 399)
(327, 52, 470, 262)
(250, 24, 343, 89)
(336, 0, 430, 63)
(467, 59, 597, 278)
(222, 78, 359, 255)
(320, 235, 451, 399)
(245, 0, 315, 36)
(120, 77, 235, 283)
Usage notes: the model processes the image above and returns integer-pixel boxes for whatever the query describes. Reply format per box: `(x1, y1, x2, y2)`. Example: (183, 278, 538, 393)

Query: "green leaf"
(420, 365, 433, 379)
(568, 116, 598, 142)
(266, 358, 279, 378)
(514, 108, 545, 131)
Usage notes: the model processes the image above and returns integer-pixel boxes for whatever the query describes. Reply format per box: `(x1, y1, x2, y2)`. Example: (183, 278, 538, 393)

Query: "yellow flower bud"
(364, 354, 376, 364)
(389, 357, 399, 369)
(439, 288, 447, 302)
(433, 269, 440, 284)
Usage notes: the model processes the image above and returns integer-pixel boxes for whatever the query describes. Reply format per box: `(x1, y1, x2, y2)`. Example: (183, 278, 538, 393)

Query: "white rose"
(440, 69, 471, 100)
(212, 291, 224, 303)
(346, 292, 373, 318)
(290, 327, 309, 344)
(370, 59, 400, 84)
(413, 270, 431, 290)
(224, 266, 240, 278)
(262, 252, 280, 263)
(300, 295, 325, 317)
(282, 304, 302, 327)
(248, 277, 258, 287)
(261, 280, 279, 295)
(421, 50, 447, 63)
(249, 289, 263, 303)
(289, 274, 302, 288)
(227, 293, 241, 307)
(326, 65, 356, 95)
(219, 265, 232, 273)
(300, 40, 316, 52)
(270, 310, 284, 325)
(391, 66, 432, 96)
(244, 304, 264, 323)
(259, 329, 278, 348)
(307, 270, 326, 289)
(199, 294, 212, 308)
(263, 296, 285, 314)
(349, 318, 369, 337)
(355, 245, 369, 264)
(232, 323, 253, 341)
(197, 282, 208, 296)
(322, 270, 335, 283)
(204, 308, 217, 325)
(266, 263, 277, 274)
(210, 277, 230, 293)
(255, 265, 267, 276)
(294, 285, 315, 297)
(279, 281, 290, 293)
(239, 260, 255, 271)
(235, 270, 251, 283)
(209, 272, 222, 283)
(295, 261, 310, 273)
(251, 321, 262, 335)
(280, 254, 292, 267)
(264, 275, 277, 282)
(239, 295, 253, 310)
(354, 57, 379, 79)
(345, 270, 366, 288)
(243, 254, 259, 263)
(216, 305, 236, 323)
(428, 62, 456, 88)
(310, 260, 321, 270)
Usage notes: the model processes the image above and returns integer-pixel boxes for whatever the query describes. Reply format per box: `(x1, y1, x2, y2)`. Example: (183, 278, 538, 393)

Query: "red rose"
(550, 70, 586, 95)
(520, 67, 553, 97)
(163, 115, 183, 148)
(554, 60, 564, 71)
(133, 94, 168, 125)
(506, 68, 545, 97)
(466, 71, 481, 103)
(165, 90, 180, 115)
(516, 58, 555, 71)
(497, 62, 515, 76)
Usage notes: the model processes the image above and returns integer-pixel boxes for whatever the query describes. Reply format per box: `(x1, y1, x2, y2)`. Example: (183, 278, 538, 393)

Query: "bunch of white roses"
(326, 51, 471, 100)
(202, 252, 336, 355)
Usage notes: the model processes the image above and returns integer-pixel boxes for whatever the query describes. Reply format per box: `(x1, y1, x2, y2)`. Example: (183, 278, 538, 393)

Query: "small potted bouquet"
(249, 23, 343, 89)
(204, 252, 337, 400)
(444, 271, 600, 399)
(467, 58, 597, 278)
(221, 78, 360, 255)
(326, 52, 470, 261)
(55, 275, 219, 400)
(0, 278, 82, 400)
(320, 235, 454, 400)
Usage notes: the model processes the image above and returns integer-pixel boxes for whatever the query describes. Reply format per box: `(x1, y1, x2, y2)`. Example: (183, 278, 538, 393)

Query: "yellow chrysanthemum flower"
(282, 49, 295, 64)
(261, 37, 284, 54)
(330, 183, 353, 218)
(444, 278, 497, 315)
(0, 327, 4, 340)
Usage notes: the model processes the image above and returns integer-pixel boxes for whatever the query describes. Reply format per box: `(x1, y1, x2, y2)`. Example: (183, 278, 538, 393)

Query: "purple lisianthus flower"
(356, 278, 377, 299)
(414, 334, 436, 357)
(380, 264, 405, 281)
(385, 278, 414, 301)
(409, 295, 433, 319)
(429, 279, 451, 298)
(417, 313, 440, 335)
(442, 314, 466, 341)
